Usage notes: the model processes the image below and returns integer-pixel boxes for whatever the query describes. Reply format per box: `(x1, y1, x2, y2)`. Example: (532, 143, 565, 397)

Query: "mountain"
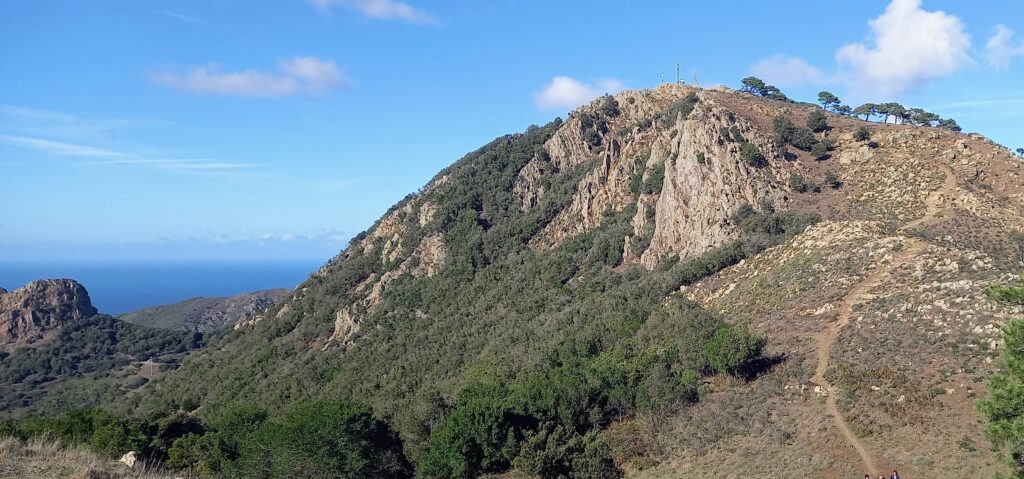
(0, 280, 204, 417)
(119, 289, 289, 332)
(48, 84, 1024, 477)
(0, 279, 97, 349)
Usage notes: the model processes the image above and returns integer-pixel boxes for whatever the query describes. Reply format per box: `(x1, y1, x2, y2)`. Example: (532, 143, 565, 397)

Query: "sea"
(0, 261, 321, 315)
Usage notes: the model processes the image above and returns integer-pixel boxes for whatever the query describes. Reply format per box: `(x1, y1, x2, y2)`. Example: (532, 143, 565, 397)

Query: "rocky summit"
(0, 279, 97, 349)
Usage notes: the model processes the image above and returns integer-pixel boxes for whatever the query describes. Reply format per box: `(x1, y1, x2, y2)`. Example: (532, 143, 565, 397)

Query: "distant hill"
(0, 279, 203, 417)
(119, 289, 289, 332)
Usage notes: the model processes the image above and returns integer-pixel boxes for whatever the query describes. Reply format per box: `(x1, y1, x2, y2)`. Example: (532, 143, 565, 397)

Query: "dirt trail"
(811, 240, 924, 473)
(812, 158, 957, 474)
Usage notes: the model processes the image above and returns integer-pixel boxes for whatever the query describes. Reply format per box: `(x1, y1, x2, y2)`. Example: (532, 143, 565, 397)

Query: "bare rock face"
(0, 279, 98, 348)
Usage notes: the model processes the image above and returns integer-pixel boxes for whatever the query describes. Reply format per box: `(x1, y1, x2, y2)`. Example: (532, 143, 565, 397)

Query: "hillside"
(0, 280, 204, 417)
(119, 289, 288, 332)
(124, 84, 1024, 478)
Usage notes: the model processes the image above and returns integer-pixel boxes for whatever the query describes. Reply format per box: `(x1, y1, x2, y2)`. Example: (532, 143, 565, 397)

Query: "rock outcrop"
(0, 279, 97, 348)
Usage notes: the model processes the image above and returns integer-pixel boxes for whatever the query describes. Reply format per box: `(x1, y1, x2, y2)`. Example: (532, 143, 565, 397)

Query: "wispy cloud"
(0, 133, 254, 172)
(152, 57, 351, 97)
(534, 76, 625, 111)
(79, 159, 258, 170)
(0, 134, 126, 157)
(156, 11, 223, 29)
(310, 0, 437, 25)
(986, 24, 1024, 70)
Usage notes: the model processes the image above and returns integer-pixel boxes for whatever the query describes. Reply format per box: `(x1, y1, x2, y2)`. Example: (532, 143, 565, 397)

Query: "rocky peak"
(0, 279, 98, 348)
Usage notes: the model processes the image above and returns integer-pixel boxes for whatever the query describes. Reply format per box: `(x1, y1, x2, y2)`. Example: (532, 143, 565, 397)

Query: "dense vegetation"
(80, 93, 817, 476)
(0, 315, 202, 415)
(1, 400, 411, 479)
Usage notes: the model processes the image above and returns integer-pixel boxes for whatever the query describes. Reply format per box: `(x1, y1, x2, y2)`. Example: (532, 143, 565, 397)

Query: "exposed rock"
(119, 451, 137, 468)
(0, 279, 97, 349)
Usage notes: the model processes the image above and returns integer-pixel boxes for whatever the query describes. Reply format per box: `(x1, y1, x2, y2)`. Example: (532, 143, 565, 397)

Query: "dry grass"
(0, 437, 178, 479)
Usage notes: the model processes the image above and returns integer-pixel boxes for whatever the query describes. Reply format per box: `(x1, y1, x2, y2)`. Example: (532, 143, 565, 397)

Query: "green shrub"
(985, 276, 1024, 305)
(704, 324, 766, 376)
(739, 142, 766, 168)
(854, 126, 871, 141)
(696, 152, 706, 165)
(641, 163, 665, 195)
(811, 141, 829, 160)
(729, 125, 746, 143)
(789, 173, 809, 193)
(807, 110, 828, 132)
(825, 171, 842, 189)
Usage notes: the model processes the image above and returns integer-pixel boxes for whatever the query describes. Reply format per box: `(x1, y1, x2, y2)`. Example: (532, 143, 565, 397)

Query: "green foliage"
(789, 173, 810, 193)
(740, 77, 767, 95)
(817, 91, 840, 111)
(696, 152, 706, 165)
(811, 141, 829, 160)
(9, 408, 149, 458)
(854, 126, 872, 141)
(854, 103, 877, 121)
(739, 142, 766, 168)
(772, 115, 817, 151)
(728, 125, 746, 143)
(986, 277, 1024, 305)
(1016, 148, 1024, 157)
(806, 109, 828, 132)
(938, 118, 961, 132)
(704, 324, 766, 376)
(0, 314, 203, 416)
(978, 319, 1024, 478)
(825, 171, 842, 189)
(658, 92, 699, 128)
(641, 163, 665, 195)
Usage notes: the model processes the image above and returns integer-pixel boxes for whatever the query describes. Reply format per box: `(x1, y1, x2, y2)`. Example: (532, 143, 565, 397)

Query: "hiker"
(891, 470, 900, 479)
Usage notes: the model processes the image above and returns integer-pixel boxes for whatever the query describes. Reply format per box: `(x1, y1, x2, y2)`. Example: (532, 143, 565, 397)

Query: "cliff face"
(0, 279, 97, 348)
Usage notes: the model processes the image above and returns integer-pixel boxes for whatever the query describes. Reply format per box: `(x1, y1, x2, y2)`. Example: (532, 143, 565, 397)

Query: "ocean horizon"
(0, 261, 321, 315)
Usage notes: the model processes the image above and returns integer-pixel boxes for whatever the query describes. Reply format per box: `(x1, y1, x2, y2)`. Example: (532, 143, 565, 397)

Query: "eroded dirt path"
(813, 159, 956, 474)
(811, 240, 925, 473)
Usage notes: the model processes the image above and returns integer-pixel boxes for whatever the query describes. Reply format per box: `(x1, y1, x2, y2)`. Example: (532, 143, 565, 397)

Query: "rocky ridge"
(0, 279, 97, 349)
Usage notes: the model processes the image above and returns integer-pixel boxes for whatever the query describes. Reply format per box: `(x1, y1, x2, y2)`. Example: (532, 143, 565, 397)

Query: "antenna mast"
(676, 61, 681, 84)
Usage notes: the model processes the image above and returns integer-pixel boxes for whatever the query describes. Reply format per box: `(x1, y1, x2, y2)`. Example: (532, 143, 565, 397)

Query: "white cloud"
(750, 55, 824, 87)
(310, 0, 436, 25)
(534, 76, 625, 111)
(0, 134, 126, 157)
(152, 57, 350, 97)
(986, 24, 1024, 70)
(0, 134, 254, 171)
(835, 0, 971, 97)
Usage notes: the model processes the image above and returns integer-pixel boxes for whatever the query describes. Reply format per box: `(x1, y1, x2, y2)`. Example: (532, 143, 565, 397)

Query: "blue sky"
(2, 0, 1022, 263)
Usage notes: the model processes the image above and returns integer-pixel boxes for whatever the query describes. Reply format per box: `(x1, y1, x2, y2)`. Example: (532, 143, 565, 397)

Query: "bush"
(641, 163, 665, 195)
(985, 276, 1024, 305)
(789, 173, 809, 193)
(696, 152, 707, 165)
(704, 324, 766, 376)
(739, 143, 766, 168)
(807, 110, 828, 132)
(811, 141, 829, 160)
(729, 125, 746, 143)
(788, 128, 817, 151)
(825, 171, 842, 189)
(854, 126, 871, 141)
